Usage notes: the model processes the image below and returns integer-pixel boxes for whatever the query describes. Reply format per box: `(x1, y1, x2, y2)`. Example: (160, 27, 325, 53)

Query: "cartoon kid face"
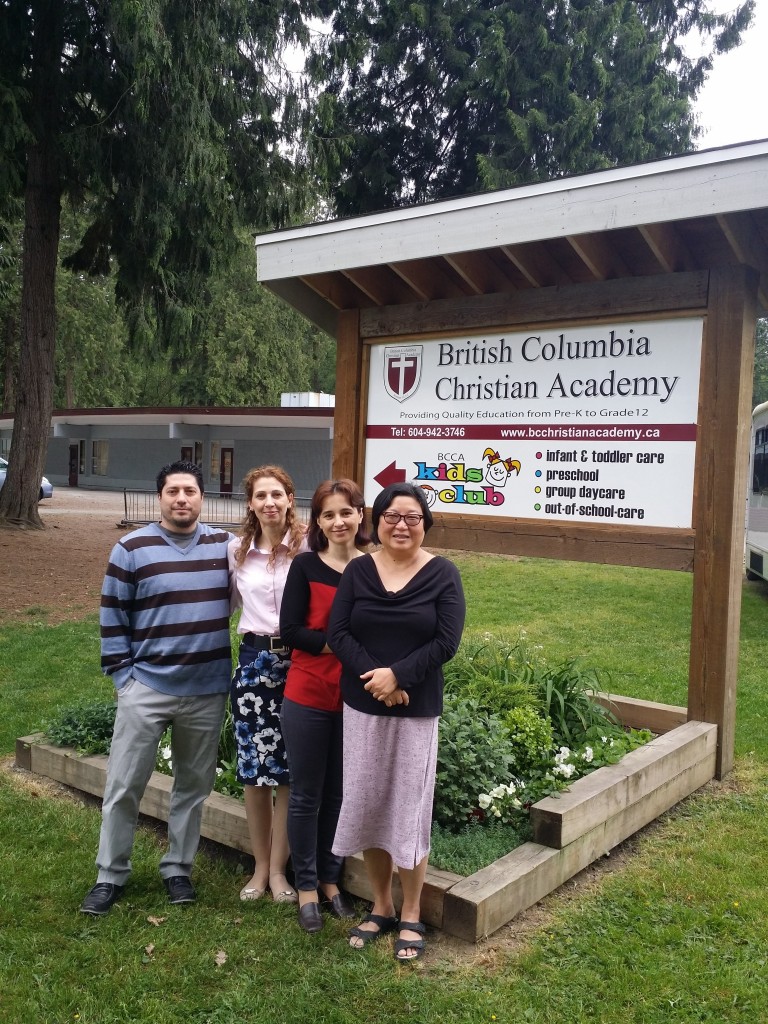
(419, 484, 437, 508)
(485, 462, 511, 487)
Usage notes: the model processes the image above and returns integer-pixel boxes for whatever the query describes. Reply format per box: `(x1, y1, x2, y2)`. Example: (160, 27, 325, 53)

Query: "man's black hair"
(156, 461, 204, 495)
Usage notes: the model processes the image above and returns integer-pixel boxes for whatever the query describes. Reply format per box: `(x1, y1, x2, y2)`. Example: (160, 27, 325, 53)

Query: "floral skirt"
(230, 640, 291, 786)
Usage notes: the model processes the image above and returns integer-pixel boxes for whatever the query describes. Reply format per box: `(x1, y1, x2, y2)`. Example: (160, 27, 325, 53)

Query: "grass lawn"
(1, 555, 768, 1023)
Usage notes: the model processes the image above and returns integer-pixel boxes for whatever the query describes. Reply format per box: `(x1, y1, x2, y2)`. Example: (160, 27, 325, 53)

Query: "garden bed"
(15, 695, 716, 941)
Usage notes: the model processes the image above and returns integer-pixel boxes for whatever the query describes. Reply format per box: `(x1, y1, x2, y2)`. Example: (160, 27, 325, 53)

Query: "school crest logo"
(384, 345, 422, 403)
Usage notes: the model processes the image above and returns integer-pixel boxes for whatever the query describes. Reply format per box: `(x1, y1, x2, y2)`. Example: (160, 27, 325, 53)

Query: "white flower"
(555, 746, 571, 764)
(215, 767, 223, 776)
(504, 782, 517, 796)
(492, 807, 502, 817)
(478, 793, 492, 810)
(255, 728, 279, 754)
(161, 745, 172, 761)
(237, 693, 263, 717)
(490, 785, 507, 800)
(553, 762, 575, 778)
(601, 736, 609, 744)
(581, 746, 594, 763)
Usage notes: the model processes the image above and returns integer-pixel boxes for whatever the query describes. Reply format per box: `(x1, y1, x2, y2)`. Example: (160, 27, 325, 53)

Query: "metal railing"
(122, 490, 312, 529)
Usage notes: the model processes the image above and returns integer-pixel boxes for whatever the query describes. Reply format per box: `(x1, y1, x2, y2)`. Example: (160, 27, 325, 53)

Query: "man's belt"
(241, 632, 289, 655)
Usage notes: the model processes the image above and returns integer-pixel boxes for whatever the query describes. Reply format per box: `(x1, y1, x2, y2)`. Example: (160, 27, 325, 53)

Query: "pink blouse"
(228, 532, 308, 635)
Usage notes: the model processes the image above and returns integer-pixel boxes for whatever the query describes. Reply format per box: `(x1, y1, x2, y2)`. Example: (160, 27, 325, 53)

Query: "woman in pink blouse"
(229, 465, 307, 903)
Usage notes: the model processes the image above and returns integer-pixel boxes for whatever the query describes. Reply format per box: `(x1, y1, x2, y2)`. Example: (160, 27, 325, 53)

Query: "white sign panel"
(364, 318, 703, 529)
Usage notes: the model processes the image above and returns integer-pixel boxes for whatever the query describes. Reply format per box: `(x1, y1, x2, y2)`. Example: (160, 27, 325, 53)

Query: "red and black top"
(280, 551, 344, 712)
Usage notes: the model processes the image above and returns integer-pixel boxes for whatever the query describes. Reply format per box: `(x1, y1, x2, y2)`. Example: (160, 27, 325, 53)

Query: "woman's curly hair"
(234, 465, 306, 567)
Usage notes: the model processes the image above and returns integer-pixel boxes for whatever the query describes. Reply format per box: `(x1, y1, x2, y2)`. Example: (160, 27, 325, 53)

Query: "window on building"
(79, 440, 86, 474)
(210, 442, 220, 481)
(92, 440, 109, 476)
(181, 442, 203, 468)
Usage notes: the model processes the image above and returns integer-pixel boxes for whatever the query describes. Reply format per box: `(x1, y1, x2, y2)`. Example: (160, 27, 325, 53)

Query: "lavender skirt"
(331, 705, 438, 870)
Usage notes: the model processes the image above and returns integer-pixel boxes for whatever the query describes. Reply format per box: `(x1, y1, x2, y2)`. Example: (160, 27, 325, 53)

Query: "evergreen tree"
(0, 0, 315, 527)
(309, 0, 754, 214)
(200, 237, 336, 406)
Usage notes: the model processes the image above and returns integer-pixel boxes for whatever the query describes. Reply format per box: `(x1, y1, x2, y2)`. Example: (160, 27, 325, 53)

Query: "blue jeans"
(281, 697, 344, 891)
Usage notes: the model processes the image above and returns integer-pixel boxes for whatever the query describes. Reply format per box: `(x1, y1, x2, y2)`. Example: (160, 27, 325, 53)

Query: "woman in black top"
(327, 482, 465, 962)
(279, 478, 368, 933)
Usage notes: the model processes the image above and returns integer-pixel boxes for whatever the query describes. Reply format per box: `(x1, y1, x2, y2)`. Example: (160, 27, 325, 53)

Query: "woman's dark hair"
(307, 478, 371, 551)
(371, 482, 433, 544)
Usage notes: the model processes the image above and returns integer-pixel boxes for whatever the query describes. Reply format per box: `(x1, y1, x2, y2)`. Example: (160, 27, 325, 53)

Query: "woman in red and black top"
(279, 479, 370, 933)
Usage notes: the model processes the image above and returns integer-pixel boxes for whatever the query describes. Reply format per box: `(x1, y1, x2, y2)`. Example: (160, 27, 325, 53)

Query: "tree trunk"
(0, 0, 63, 530)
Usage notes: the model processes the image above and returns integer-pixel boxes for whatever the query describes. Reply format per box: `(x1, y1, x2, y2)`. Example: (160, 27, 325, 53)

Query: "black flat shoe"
(164, 875, 196, 904)
(80, 882, 125, 916)
(322, 892, 356, 919)
(298, 901, 324, 933)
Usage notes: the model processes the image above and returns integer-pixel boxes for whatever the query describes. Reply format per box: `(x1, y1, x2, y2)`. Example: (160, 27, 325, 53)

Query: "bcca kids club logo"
(414, 447, 521, 508)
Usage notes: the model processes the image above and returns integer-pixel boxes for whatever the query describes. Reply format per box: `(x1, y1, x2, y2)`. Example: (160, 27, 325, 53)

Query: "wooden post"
(332, 309, 363, 481)
(689, 265, 758, 777)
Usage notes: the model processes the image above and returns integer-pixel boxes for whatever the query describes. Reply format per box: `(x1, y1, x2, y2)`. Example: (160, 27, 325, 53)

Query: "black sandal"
(393, 920, 427, 961)
(348, 913, 398, 947)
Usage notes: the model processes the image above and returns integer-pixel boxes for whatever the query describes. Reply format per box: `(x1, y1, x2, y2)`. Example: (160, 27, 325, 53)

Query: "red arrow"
(374, 461, 407, 488)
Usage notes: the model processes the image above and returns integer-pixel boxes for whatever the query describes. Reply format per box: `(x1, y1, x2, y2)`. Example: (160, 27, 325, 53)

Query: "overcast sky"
(693, 1, 768, 148)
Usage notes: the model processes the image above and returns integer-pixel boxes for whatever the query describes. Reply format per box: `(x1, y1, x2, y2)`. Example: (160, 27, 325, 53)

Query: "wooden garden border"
(15, 696, 715, 941)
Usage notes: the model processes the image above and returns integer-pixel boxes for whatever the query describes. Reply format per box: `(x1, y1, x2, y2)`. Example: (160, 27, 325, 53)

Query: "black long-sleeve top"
(327, 553, 465, 718)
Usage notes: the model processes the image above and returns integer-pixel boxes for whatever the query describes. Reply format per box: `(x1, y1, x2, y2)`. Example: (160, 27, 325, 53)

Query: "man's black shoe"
(80, 882, 125, 916)
(164, 875, 196, 904)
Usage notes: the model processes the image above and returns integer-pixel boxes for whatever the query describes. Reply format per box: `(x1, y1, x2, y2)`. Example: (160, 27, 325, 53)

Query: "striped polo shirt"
(100, 522, 233, 695)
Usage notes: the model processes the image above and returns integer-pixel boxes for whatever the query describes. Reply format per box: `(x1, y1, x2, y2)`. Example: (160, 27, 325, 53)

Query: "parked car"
(0, 456, 54, 500)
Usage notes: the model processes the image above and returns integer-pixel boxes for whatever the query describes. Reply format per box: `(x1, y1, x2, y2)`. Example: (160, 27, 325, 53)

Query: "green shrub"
(443, 631, 539, 713)
(535, 659, 620, 746)
(42, 699, 116, 755)
(434, 631, 650, 844)
(504, 705, 554, 776)
(434, 697, 515, 831)
(552, 727, 653, 778)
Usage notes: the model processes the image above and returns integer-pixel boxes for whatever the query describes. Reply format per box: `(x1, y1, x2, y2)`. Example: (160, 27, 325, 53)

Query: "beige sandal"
(239, 883, 267, 902)
(269, 874, 298, 903)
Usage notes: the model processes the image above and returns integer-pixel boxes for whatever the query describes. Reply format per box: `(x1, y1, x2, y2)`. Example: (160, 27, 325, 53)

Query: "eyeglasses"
(381, 511, 424, 526)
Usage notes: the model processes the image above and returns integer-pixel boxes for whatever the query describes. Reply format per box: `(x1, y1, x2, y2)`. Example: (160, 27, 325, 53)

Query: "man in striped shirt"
(80, 461, 233, 915)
